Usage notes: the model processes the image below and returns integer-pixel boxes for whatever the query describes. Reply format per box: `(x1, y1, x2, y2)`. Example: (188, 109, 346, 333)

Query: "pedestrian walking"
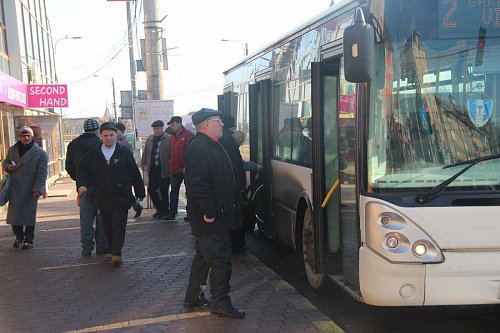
(140, 120, 171, 219)
(2, 126, 48, 250)
(116, 122, 143, 218)
(77, 122, 145, 266)
(66, 118, 109, 256)
(183, 108, 245, 319)
(165, 116, 193, 221)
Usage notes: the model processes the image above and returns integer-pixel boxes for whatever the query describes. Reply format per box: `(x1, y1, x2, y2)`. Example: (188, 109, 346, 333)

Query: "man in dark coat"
(2, 126, 48, 249)
(183, 108, 245, 319)
(218, 114, 246, 252)
(140, 120, 171, 219)
(65, 118, 108, 256)
(77, 122, 145, 266)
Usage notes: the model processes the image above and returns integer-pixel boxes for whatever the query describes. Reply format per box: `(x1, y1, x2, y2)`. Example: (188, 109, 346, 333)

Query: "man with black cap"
(66, 118, 108, 256)
(165, 116, 193, 221)
(183, 108, 245, 319)
(2, 126, 48, 250)
(140, 120, 171, 219)
(77, 122, 145, 266)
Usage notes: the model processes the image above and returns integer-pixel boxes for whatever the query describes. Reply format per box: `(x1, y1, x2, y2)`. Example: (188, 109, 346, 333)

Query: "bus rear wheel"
(302, 206, 326, 290)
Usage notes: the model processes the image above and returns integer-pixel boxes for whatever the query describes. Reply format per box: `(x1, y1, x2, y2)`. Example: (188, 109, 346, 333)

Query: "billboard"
(27, 84, 68, 108)
(135, 100, 174, 136)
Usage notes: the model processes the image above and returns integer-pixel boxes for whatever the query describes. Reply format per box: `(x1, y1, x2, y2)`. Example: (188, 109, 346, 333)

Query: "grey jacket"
(2, 143, 48, 226)
(140, 132, 170, 179)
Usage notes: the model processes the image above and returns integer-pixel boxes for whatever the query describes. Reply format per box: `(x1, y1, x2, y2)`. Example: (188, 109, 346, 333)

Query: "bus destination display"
(439, 0, 500, 38)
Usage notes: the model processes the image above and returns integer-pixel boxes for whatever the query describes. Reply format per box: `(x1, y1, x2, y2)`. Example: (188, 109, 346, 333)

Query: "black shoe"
(184, 297, 210, 310)
(210, 307, 245, 319)
(184, 216, 189, 221)
(81, 249, 92, 256)
(134, 206, 143, 218)
(21, 242, 33, 250)
(152, 211, 161, 218)
(163, 213, 177, 221)
(13, 239, 22, 249)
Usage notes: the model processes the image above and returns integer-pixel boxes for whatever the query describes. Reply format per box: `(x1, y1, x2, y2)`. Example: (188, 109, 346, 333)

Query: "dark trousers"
(148, 168, 170, 215)
(185, 232, 233, 311)
(12, 225, 35, 243)
(169, 173, 184, 215)
(100, 207, 129, 257)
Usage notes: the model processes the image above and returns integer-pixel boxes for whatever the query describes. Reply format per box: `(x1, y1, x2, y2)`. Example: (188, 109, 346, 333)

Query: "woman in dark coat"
(2, 126, 48, 249)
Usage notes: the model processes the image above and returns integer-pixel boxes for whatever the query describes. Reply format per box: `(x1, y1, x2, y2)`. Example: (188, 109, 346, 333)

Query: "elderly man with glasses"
(183, 108, 245, 319)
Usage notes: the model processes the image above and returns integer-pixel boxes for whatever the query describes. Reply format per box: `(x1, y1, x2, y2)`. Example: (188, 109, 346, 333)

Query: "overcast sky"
(45, 0, 332, 118)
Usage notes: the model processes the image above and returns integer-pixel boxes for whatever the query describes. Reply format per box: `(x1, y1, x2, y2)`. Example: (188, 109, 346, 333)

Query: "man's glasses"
(207, 118, 223, 125)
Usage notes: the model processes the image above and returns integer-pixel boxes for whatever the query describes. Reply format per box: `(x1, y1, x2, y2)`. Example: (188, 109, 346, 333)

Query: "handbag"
(0, 174, 10, 206)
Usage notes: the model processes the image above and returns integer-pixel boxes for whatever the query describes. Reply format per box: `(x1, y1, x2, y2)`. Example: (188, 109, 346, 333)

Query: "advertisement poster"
(135, 100, 174, 137)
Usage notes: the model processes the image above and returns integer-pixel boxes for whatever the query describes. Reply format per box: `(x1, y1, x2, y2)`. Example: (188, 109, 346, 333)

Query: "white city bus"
(219, 0, 500, 306)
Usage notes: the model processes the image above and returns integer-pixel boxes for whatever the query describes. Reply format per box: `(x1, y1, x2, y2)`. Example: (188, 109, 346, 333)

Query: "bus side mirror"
(343, 8, 375, 83)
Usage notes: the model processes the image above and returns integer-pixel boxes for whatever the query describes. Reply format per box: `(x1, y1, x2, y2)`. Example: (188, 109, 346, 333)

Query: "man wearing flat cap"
(183, 108, 245, 318)
(140, 120, 171, 219)
(165, 116, 193, 221)
(66, 118, 108, 256)
(2, 126, 48, 250)
(77, 122, 145, 266)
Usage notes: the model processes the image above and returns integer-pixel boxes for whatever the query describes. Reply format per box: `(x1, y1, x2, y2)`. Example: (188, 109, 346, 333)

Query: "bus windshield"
(367, 0, 500, 193)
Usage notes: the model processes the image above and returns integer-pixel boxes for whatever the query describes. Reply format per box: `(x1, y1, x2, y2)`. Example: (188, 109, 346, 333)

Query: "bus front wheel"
(302, 206, 326, 290)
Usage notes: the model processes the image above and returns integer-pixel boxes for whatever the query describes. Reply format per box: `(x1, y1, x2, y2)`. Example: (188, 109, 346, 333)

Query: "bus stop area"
(0, 177, 342, 333)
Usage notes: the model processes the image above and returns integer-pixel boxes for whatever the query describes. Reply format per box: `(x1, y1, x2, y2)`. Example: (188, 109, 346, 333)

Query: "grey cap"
(151, 120, 164, 127)
(192, 108, 222, 125)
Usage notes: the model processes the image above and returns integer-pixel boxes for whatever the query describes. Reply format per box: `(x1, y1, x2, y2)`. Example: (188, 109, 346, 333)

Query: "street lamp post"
(54, 35, 82, 54)
(221, 39, 248, 57)
(94, 75, 118, 122)
(53, 35, 82, 82)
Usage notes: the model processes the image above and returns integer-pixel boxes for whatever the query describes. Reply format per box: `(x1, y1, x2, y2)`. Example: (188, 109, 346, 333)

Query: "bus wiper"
(415, 153, 500, 205)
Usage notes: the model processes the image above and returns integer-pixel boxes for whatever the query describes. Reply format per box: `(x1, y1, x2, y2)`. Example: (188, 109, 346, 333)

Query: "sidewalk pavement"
(0, 177, 343, 333)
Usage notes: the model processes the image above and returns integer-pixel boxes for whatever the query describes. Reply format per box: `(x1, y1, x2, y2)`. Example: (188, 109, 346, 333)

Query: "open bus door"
(305, 59, 343, 289)
(248, 76, 272, 235)
(307, 57, 360, 291)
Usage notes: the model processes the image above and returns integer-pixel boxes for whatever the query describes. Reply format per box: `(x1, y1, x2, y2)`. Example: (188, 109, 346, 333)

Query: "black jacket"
(185, 132, 241, 236)
(76, 143, 145, 210)
(65, 133, 100, 181)
(218, 128, 245, 192)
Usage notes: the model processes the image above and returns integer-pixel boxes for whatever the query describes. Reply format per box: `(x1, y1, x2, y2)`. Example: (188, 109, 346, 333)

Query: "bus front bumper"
(359, 247, 500, 306)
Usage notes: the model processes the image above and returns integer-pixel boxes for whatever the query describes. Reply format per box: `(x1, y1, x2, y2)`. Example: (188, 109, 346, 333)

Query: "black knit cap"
(100, 121, 117, 133)
(83, 118, 99, 132)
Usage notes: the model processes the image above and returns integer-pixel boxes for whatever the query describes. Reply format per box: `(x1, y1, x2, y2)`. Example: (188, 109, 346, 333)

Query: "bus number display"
(439, 0, 500, 38)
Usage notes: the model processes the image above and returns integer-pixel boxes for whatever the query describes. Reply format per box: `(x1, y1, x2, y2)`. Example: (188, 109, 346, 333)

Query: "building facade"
(0, 0, 64, 184)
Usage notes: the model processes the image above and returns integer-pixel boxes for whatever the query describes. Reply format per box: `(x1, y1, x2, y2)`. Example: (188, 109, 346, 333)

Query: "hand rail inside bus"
(321, 179, 340, 208)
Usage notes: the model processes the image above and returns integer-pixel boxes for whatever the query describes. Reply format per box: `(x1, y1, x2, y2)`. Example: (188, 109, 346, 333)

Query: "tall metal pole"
(126, 2, 138, 129)
(143, 0, 164, 100)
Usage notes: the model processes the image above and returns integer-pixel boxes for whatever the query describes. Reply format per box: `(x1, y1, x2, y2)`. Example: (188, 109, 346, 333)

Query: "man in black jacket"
(65, 118, 108, 256)
(183, 108, 245, 319)
(77, 122, 145, 266)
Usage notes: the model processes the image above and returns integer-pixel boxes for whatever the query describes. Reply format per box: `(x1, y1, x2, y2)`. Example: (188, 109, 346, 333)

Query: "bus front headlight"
(365, 202, 444, 263)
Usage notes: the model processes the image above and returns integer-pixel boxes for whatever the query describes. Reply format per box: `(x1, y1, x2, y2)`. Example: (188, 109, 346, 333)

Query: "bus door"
(248, 77, 272, 234)
(311, 57, 360, 290)
(311, 59, 342, 280)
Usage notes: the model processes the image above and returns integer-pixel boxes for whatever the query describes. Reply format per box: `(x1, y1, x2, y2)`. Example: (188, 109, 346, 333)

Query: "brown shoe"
(111, 255, 122, 266)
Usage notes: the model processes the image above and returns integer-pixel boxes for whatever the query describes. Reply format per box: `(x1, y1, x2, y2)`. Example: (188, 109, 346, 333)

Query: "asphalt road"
(246, 229, 500, 333)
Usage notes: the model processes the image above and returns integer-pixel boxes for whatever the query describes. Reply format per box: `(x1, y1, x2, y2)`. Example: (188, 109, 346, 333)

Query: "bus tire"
(302, 206, 326, 290)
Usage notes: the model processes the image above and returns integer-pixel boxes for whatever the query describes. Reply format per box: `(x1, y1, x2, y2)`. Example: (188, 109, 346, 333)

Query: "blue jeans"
(130, 194, 143, 211)
(80, 189, 108, 253)
(169, 173, 184, 215)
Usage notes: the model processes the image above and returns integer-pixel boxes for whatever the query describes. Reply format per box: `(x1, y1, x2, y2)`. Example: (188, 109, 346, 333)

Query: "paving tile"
(0, 177, 341, 333)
